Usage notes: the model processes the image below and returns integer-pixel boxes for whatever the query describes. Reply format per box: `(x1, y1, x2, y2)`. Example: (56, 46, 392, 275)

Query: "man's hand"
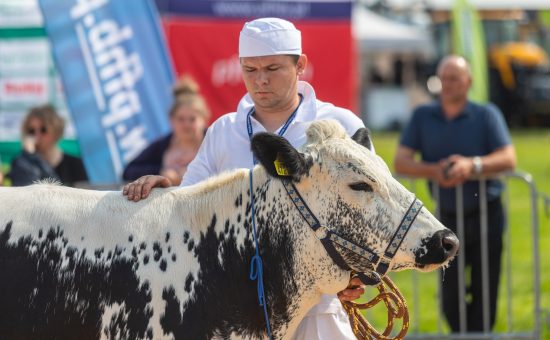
(436, 155, 473, 188)
(337, 277, 366, 302)
(122, 175, 172, 202)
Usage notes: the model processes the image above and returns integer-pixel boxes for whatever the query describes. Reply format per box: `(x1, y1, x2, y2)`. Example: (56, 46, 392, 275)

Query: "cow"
(0, 120, 458, 339)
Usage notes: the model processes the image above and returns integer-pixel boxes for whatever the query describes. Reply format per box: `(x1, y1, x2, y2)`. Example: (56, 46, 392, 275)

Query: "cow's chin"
(415, 260, 453, 272)
(389, 258, 454, 273)
(317, 267, 353, 295)
(387, 262, 441, 272)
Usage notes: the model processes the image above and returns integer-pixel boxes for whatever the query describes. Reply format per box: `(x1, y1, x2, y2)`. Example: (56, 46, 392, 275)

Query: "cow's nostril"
(442, 234, 459, 257)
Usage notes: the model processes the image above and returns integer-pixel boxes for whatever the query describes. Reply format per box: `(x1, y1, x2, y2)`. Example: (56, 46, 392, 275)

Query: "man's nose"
(255, 70, 269, 85)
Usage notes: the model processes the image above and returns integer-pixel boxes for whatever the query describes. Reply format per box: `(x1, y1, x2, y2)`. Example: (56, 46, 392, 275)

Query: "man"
(394, 55, 516, 332)
(124, 17, 369, 339)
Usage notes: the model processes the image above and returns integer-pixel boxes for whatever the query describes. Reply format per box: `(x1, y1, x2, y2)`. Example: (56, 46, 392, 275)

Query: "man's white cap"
(239, 17, 302, 58)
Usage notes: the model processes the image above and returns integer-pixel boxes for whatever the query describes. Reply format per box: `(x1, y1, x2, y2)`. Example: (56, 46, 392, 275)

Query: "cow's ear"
(352, 127, 373, 151)
(251, 132, 311, 180)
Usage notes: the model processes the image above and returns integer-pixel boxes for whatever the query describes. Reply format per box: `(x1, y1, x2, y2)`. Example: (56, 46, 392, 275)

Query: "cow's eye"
(349, 182, 373, 192)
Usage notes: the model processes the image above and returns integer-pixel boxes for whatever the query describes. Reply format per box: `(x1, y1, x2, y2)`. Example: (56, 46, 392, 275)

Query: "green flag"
(540, 10, 550, 27)
(451, 0, 488, 103)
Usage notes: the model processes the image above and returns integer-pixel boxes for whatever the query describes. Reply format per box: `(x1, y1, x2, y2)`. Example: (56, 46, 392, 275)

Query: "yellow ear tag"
(274, 154, 290, 176)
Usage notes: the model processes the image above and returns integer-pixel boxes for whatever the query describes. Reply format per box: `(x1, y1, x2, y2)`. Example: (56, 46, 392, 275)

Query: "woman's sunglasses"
(27, 126, 48, 136)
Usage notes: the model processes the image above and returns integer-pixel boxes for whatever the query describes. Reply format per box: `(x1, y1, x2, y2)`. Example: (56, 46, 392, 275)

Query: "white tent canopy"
(361, 0, 550, 10)
(352, 6, 434, 55)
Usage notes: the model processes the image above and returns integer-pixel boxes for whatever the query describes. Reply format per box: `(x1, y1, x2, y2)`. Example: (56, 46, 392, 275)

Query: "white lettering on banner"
(70, 0, 148, 178)
(212, 55, 242, 87)
(70, 0, 108, 20)
(212, 2, 310, 19)
(88, 20, 132, 54)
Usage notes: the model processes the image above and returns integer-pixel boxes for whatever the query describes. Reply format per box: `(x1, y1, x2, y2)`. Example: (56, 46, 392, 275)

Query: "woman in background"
(8, 104, 88, 186)
(122, 75, 210, 186)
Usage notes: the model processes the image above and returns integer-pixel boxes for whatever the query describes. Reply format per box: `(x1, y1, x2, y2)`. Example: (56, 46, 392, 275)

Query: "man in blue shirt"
(394, 55, 516, 332)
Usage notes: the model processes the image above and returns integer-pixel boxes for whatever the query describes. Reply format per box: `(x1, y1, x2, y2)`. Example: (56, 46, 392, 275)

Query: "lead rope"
(342, 275, 410, 340)
(248, 169, 274, 340)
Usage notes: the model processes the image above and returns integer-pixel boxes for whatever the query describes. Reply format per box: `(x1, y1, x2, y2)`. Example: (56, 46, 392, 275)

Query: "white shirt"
(181, 81, 365, 339)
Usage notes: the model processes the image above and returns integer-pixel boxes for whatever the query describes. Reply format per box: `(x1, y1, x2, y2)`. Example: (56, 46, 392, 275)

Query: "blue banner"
(38, 0, 174, 184)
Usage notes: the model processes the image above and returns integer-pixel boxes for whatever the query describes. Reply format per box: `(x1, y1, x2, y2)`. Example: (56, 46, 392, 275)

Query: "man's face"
(240, 54, 305, 112)
(438, 61, 471, 104)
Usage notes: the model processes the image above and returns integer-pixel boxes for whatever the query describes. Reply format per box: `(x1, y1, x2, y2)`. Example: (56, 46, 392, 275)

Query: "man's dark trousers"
(439, 199, 504, 332)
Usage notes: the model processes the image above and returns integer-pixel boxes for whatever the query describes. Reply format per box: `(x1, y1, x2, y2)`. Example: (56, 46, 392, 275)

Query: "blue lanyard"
(246, 94, 303, 165)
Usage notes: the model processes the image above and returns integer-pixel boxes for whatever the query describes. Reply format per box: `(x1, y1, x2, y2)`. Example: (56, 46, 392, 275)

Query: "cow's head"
(251, 119, 458, 292)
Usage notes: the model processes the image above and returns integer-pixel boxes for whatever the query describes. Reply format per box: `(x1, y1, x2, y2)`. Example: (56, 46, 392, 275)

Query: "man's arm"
(394, 145, 440, 179)
(394, 145, 464, 188)
(445, 144, 516, 180)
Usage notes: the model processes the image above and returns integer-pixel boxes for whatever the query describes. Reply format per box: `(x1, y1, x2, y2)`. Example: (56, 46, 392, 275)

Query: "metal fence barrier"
(394, 171, 544, 340)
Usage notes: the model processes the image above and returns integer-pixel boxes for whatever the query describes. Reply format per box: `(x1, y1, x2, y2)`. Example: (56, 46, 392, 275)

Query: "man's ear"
(251, 132, 311, 181)
(352, 127, 373, 151)
(297, 54, 307, 76)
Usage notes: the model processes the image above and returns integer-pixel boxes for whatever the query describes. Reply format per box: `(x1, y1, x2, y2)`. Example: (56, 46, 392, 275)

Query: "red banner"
(163, 17, 356, 123)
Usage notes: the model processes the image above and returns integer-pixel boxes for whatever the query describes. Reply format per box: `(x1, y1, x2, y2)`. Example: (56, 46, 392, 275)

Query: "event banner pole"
(38, 0, 174, 184)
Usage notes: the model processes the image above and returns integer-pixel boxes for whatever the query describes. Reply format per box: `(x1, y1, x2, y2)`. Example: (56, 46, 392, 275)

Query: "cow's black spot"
(237, 214, 242, 223)
(187, 240, 194, 252)
(38, 229, 43, 238)
(171, 254, 176, 262)
(224, 220, 230, 234)
(153, 242, 162, 262)
(184, 274, 194, 293)
(0, 222, 153, 339)
(167, 246, 171, 253)
(165, 232, 170, 243)
(183, 231, 189, 244)
(139, 242, 146, 250)
(128, 235, 133, 243)
(95, 247, 104, 259)
(143, 255, 150, 265)
(159, 259, 167, 272)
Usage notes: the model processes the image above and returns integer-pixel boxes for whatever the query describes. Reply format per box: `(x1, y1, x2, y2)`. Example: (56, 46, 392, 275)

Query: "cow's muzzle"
(415, 229, 459, 266)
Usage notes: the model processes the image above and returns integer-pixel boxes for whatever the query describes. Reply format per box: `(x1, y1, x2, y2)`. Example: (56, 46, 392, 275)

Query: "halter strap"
(281, 179, 423, 285)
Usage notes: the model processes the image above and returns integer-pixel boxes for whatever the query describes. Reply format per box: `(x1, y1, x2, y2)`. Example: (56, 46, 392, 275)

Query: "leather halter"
(281, 179, 423, 286)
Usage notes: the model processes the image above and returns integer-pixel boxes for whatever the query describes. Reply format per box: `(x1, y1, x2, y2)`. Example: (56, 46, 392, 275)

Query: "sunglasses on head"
(27, 126, 48, 136)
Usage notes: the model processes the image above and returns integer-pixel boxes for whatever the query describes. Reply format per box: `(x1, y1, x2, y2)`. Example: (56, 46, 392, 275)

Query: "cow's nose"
(415, 229, 460, 265)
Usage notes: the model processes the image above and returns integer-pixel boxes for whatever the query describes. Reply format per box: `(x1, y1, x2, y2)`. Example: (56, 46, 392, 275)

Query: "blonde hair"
(21, 104, 65, 141)
(170, 75, 211, 120)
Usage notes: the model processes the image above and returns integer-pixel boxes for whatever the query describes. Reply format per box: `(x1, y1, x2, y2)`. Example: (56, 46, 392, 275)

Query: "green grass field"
(360, 129, 550, 338)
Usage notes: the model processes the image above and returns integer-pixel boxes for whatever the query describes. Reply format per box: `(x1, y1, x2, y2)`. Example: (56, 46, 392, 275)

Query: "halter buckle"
(315, 225, 329, 240)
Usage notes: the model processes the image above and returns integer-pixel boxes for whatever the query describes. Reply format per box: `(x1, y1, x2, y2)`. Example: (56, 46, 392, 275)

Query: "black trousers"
(439, 199, 504, 332)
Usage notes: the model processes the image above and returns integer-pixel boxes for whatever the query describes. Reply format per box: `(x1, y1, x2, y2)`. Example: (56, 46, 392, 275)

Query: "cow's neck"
(176, 168, 323, 339)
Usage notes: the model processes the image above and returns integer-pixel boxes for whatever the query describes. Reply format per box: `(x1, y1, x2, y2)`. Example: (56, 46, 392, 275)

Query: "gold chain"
(342, 276, 410, 340)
